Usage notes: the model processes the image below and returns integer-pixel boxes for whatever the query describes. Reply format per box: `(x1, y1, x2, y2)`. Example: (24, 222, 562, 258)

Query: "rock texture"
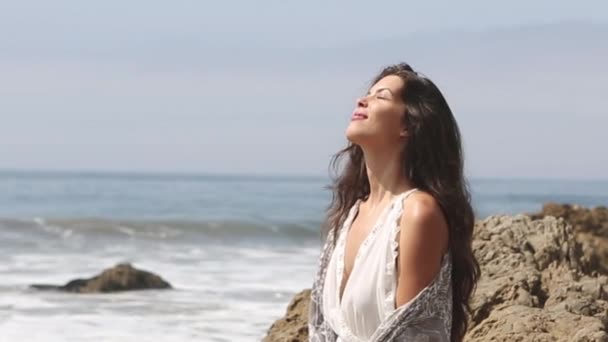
(530, 203, 608, 275)
(466, 215, 608, 341)
(264, 289, 311, 342)
(30, 263, 172, 293)
(265, 205, 608, 342)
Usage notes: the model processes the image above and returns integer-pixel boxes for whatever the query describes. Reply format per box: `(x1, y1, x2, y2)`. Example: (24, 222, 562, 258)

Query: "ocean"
(0, 170, 607, 341)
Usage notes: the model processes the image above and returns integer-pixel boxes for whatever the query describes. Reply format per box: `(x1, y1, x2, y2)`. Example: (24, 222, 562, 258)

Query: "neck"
(361, 144, 413, 207)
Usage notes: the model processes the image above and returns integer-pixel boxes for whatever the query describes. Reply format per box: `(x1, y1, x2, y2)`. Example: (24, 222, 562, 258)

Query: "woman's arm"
(395, 192, 449, 309)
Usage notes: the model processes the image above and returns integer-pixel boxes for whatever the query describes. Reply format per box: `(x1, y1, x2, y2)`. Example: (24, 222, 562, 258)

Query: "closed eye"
(365, 88, 393, 100)
(376, 89, 392, 100)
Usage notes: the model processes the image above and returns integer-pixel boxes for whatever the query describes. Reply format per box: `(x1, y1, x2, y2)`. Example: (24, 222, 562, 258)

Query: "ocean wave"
(0, 217, 322, 241)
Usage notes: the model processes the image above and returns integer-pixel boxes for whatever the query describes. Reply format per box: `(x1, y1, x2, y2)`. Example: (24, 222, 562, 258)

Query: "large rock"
(466, 304, 607, 342)
(30, 263, 172, 293)
(466, 215, 608, 341)
(265, 210, 608, 341)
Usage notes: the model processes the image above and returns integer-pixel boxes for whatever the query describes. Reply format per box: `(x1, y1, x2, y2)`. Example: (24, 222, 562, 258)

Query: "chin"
(345, 126, 369, 145)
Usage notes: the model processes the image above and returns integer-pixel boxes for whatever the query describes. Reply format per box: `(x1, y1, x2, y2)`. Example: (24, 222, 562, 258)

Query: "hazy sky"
(1, 1, 607, 179)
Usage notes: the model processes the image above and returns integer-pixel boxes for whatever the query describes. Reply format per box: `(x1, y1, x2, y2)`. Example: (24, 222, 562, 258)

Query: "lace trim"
(334, 190, 418, 341)
(373, 251, 453, 342)
(334, 199, 361, 306)
(340, 315, 366, 342)
(329, 201, 362, 342)
(336, 192, 409, 308)
(308, 220, 339, 342)
(383, 188, 419, 315)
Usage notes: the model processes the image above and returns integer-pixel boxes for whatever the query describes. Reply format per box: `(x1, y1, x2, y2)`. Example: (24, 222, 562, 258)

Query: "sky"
(0, 1, 607, 179)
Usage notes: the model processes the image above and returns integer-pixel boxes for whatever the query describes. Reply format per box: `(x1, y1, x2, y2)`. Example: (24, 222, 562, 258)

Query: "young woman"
(308, 63, 480, 342)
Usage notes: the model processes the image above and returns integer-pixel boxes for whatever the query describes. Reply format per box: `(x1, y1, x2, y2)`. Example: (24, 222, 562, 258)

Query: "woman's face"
(346, 75, 407, 146)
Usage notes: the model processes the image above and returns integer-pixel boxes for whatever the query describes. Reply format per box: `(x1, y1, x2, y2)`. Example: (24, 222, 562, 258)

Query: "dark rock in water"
(30, 263, 172, 293)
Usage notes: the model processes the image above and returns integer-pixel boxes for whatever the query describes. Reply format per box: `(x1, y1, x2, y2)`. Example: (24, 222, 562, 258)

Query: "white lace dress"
(316, 189, 452, 342)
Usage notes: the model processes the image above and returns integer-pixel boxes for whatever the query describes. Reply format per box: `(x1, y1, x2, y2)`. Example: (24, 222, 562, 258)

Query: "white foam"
(0, 240, 318, 341)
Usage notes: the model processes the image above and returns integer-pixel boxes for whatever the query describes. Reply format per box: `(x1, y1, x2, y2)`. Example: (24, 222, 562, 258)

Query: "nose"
(356, 95, 368, 108)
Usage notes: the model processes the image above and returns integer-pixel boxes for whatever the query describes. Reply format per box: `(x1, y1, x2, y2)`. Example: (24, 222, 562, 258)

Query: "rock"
(466, 215, 608, 341)
(264, 210, 608, 341)
(467, 305, 608, 342)
(530, 203, 608, 236)
(530, 203, 608, 275)
(263, 289, 310, 342)
(30, 263, 172, 293)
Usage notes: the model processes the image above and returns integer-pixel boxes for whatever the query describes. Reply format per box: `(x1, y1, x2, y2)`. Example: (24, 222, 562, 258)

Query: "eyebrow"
(366, 87, 395, 96)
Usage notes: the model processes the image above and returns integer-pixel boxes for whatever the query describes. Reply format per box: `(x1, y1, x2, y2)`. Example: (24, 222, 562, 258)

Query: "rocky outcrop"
(530, 203, 608, 275)
(30, 263, 172, 293)
(530, 203, 608, 236)
(264, 289, 311, 342)
(265, 207, 608, 341)
(466, 215, 608, 341)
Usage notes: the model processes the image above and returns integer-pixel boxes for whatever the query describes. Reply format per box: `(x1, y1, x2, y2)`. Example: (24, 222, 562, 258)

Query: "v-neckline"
(337, 191, 412, 305)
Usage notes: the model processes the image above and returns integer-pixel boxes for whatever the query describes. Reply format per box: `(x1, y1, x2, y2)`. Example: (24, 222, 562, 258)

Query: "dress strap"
(383, 187, 419, 314)
(396, 188, 418, 202)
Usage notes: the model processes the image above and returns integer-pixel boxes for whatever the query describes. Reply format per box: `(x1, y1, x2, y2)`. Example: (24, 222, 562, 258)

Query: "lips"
(351, 112, 368, 121)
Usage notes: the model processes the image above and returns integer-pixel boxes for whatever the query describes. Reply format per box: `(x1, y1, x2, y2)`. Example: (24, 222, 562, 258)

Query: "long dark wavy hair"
(323, 63, 480, 341)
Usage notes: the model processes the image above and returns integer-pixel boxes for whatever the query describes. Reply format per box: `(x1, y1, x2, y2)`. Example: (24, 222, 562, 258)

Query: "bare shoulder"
(394, 190, 449, 307)
(399, 190, 449, 259)
(403, 191, 442, 221)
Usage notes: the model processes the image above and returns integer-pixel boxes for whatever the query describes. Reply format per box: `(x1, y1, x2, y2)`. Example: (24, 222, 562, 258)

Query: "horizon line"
(0, 168, 606, 183)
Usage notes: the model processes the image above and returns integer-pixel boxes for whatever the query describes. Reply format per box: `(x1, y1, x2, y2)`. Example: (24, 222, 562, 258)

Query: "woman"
(308, 63, 480, 342)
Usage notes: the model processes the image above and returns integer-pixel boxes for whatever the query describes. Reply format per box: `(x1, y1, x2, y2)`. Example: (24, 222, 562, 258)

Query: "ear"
(399, 126, 408, 138)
